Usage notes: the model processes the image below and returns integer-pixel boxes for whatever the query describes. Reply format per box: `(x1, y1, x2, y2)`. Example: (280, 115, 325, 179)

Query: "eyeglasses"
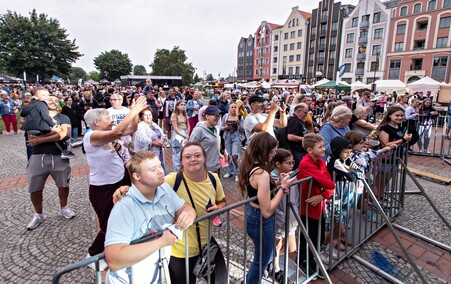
(182, 153, 204, 160)
(110, 99, 120, 101)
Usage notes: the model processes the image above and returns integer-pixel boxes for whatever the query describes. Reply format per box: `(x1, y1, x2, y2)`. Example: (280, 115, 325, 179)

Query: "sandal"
(333, 239, 345, 251)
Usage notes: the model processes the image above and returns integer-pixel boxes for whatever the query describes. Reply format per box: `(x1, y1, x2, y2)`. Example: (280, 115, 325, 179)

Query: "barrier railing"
(53, 146, 410, 284)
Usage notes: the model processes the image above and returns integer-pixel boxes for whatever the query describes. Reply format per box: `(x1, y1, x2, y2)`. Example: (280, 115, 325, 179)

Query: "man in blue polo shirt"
(105, 150, 196, 283)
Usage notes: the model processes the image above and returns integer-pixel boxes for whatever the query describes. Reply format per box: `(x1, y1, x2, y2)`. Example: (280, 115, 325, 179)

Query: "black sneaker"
(61, 150, 75, 159)
(274, 270, 285, 283)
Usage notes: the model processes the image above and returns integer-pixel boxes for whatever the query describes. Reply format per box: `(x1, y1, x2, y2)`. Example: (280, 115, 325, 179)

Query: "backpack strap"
(173, 171, 217, 192)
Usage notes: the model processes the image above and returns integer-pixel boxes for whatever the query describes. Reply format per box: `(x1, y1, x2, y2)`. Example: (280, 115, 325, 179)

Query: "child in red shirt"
(297, 133, 336, 275)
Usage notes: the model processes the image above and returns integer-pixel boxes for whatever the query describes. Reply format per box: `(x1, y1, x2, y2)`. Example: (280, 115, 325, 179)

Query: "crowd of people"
(0, 80, 448, 283)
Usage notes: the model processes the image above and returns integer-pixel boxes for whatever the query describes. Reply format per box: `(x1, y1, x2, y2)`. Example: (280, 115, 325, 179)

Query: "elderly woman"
(83, 96, 147, 267)
(351, 107, 376, 138)
(319, 105, 352, 159)
(0, 91, 19, 134)
(107, 93, 131, 145)
(133, 108, 168, 169)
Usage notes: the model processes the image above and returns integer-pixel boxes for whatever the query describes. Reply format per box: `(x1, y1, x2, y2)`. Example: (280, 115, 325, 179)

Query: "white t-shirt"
(107, 107, 130, 126)
(83, 130, 125, 186)
(243, 112, 275, 143)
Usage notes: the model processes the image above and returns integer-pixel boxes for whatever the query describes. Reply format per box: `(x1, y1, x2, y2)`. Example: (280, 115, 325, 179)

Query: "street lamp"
(371, 52, 380, 92)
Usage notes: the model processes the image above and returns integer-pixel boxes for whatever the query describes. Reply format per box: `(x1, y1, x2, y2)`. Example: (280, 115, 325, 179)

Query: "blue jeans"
(246, 204, 275, 284)
(224, 131, 241, 175)
(70, 127, 78, 142)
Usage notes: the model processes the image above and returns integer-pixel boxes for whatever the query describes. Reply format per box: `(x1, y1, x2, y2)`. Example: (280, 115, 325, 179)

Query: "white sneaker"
(85, 254, 108, 271)
(27, 213, 45, 230)
(70, 140, 83, 147)
(223, 173, 231, 178)
(235, 176, 239, 182)
(59, 207, 76, 219)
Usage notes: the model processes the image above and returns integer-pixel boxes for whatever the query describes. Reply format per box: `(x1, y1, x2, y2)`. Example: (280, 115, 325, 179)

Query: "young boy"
(104, 151, 196, 284)
(21, 87, 75, 159)
(297, 133, 336, 276)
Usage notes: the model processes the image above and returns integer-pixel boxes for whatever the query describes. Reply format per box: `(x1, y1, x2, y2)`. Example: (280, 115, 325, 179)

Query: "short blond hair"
(303, 133, 323, 151)
(126, 150, 157, 181)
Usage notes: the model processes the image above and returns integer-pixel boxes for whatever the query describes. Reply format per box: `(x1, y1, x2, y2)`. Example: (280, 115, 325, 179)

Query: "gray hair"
(330, 105, 352, 122)
(111, 93, 122, 101)
(84, 109, 109, 129)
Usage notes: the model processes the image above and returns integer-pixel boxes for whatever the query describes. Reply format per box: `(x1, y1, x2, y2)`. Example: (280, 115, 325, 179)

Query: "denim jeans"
(224, 131, 241, 175)
(246, 204, 275, 284)
(70, 127, 78, 142)
(417, 124, 432, 150)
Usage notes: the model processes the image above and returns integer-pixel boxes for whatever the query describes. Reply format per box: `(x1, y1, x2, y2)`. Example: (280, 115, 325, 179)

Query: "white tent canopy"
(312, 78, 330, 87)
(351, 80, 367, 91)
(373, 79, 407, 93)
(407, 76, 441, 99)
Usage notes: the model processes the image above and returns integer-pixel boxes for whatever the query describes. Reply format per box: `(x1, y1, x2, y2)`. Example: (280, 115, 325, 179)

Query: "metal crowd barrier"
(53, 147, 412, 284)
(407, 113, 451, 164)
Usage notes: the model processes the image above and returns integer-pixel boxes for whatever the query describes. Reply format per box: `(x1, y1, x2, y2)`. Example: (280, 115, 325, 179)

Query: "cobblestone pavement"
(0, 133, 450, 283)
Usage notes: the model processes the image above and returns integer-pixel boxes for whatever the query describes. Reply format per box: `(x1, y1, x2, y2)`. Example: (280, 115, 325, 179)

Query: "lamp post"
(371, 52, 380, 92)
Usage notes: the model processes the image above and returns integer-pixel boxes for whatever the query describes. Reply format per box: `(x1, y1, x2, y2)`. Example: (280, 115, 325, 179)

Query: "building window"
(352, 17, 358, 27)
(411, 58, 423, 70)
(298, 29, 303, 37)
(310, 41, 315, 49)
(413, 3, 421, 14)
(432, 56, 448, 81)
(362, 15, 370, 22)
(266, 47, 269, 54)
(330, 50, 335, 59)
(283, 44, 288, 51)
(288, 67, 293, 75)
(389, 59, 401, 79)
(265, 58, 269, 65)
(427, 0, 436, 11)
(273, 57, 278, 63)
(345, 48, 353, 58)
(296, 54, 301, 61)
(372, 45, 381, 55)
(274, 35, 279, 41)
(290, 43, 295, 50)
(297, 42, 302, 49)
(295, 66, 300, 75)
(374, 28, 383, 39)
(284, 32, 289, 40)
(444, 0, 451, 8)
(332, 22, 338, 31)
(439, 17, 451, 28)
(417, 21, 428, 31)
(274, 46, 278, 52)
(400, 6, 408, 16)
(373, 12, 381, 23)
(311, 27, 316, 36)
(289, 55, 294, 62)
(344, 63, 352, 73)
(273, 68, 277, 74)
(436, 37, 448, 48)
(291, 31, 296, 38)
(397, 24, 406, 34)
(394, 42, 404, 51)
(331, 36, 337, 45)
(346, 33, 354, 43)
(370, 61, 380, 71)
(283, 56, 287, 63)
(256, 59, 259, 65)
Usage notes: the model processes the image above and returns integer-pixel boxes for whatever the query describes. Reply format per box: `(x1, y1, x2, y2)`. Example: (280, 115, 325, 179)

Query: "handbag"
(181, 177, 219, 279)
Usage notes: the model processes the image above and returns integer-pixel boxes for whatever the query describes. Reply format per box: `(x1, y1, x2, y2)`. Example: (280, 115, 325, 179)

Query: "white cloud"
(1, 0, 357, 78)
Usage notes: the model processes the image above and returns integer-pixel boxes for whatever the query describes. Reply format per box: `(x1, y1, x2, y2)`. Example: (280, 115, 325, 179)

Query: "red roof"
(298, 10, 312, 20)
(267, 22, 282, 30)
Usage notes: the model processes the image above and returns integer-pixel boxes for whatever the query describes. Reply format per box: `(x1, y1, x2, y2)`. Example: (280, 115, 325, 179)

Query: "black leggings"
(168, 238, 227, 284)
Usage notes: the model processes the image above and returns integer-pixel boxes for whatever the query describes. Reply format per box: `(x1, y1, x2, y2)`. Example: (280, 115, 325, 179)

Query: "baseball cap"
(248, 94, 266, 104)
(204, 106, 221, 115)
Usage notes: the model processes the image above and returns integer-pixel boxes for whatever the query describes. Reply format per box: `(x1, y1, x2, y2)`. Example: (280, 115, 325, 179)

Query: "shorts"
(27, 154, 71, 193)
(158, 111, 164, 120)
(447, 117, 451, 128)
(375, 106, 385, 114)
(276, 225, 297, 239)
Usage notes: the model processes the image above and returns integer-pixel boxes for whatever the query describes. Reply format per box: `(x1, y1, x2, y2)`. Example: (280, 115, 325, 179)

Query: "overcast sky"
(2, 0, 358, 78)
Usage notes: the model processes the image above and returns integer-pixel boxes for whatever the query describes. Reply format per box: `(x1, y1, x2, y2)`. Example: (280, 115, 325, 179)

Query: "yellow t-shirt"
(165, 172, 225, 258)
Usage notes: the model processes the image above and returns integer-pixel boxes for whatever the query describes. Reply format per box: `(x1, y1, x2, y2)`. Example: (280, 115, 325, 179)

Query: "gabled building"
(270, 7, 311, 82)
(385, 0, 451, 83)
(237, 35, 255, 81)
(339, 0, 393, 84)
(304, 0, 355, 84)
(253, 21, 282, 81)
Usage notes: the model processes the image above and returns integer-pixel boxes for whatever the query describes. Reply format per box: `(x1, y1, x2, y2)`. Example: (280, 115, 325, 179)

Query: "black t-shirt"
(287, 115, 309, 153)
(380, 123, 405, 143)
(31, 113, 70, 155)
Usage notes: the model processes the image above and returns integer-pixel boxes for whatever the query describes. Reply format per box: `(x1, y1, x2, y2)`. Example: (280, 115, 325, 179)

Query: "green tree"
(87, 71, 100, 82)
(0, 9, 82, 81)
(193, 73, 200, 83)
(69, 66, 87, 83)
(133, 65, 147, 75)
(149, 46, 195, 86)
(206, 74, 214, 81)
(93, 49, 132, 81)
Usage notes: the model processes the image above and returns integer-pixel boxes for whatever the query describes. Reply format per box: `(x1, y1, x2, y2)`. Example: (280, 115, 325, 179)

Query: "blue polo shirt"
(105, 183, 185, 284)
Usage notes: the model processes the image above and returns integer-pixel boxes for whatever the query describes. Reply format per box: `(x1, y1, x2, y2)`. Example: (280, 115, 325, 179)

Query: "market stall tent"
(314, 80, 351, 92)
(372, 79, 406, 93)
(407, 76, 441, 99)
(351, 80, 367, 91)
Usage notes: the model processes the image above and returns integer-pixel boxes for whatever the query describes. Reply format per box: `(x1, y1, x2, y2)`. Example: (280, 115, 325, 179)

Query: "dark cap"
(248, 94, 266, 104)
(204, 106, 221, 115)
